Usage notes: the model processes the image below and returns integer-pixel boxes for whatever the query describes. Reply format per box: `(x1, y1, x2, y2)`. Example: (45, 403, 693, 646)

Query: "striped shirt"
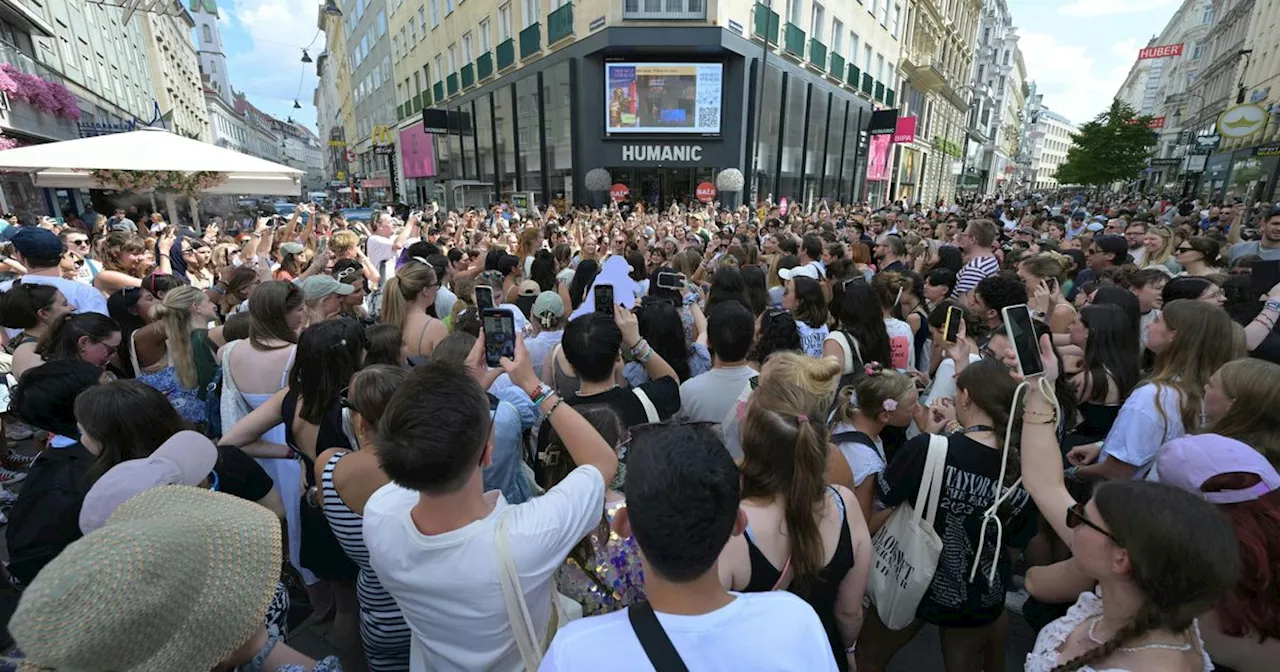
(951, 255, 1000, 299)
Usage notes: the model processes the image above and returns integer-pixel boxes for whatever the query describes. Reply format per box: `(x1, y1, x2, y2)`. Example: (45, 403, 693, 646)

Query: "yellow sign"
(1217, 104, 1267, 139)
(337, 170, 346, 180)
(371, 125, 394, 146)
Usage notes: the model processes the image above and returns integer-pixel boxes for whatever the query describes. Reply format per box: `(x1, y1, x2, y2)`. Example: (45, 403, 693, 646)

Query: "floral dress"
(554, 499, 645, 616)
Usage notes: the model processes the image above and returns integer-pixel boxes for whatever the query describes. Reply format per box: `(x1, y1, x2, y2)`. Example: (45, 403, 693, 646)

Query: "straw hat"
(11, 486, 282, 671)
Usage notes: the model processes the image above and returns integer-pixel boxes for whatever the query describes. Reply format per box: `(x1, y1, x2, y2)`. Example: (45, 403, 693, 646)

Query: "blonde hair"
(1150, 300, 1245, 435)
(1020, 252, 1070, 283)
(329, 231, 359, 257)
(148, 285, 205, 389)
(380, 260, 438, 330)
(1144, 225, 1177, 267)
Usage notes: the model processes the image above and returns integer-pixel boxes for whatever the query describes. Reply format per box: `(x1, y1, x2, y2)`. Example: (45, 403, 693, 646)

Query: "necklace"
(958, 424, 995, 435)
(1087, 616, 1192, 653)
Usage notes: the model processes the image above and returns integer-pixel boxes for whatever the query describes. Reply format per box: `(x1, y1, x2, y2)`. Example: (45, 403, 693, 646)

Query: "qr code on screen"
(697, 107, 719, 129)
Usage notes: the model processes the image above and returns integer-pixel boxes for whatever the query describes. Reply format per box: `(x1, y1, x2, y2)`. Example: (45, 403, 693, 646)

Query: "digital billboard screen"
(605, 62, 723, 135)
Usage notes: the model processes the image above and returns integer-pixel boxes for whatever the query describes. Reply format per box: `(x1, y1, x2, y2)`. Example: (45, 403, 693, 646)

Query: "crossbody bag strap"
(627, 601, 690, 672)
(632, 387, 660, 424)
(495, 511, 543, 671)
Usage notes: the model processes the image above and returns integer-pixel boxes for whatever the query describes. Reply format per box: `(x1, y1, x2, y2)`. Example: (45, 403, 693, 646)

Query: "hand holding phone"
(481, 308, 516, 368)
(943, 306, 963, 344)
(594, 284, 614, 314)
(1002, 304, 1045, 378)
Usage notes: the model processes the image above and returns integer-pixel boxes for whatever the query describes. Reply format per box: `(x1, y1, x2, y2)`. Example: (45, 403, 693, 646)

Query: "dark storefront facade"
(422, 25, 874, 210)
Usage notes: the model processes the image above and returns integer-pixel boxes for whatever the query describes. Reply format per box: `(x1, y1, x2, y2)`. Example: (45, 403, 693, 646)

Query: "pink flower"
(883, 399, 898, 412)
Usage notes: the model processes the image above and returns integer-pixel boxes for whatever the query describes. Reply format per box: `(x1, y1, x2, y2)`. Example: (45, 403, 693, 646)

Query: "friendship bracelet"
(546, 396, 565, 417)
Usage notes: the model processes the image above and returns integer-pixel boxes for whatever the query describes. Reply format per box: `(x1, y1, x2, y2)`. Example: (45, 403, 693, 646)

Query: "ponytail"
(785, 414, 831, 587)
(148, 285, 203, 389)
(380, 275, 406, 330)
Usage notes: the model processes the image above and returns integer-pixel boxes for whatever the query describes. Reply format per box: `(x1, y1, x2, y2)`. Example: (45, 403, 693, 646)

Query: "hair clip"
(411, 256, 430, 265)
(796, 414, 810, 424)
(883, 399, 899, 412)
(864, 362, 884, 377)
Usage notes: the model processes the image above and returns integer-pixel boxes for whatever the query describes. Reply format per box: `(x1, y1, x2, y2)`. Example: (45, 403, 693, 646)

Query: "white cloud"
(1021, 31, 1132, 126)
(1059, 0, 1177, 17)
(218, 10, 233, 31)
(226, 0, 319, 130)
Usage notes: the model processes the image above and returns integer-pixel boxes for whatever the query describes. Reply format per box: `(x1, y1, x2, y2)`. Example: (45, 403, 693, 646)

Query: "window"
(810, 3, 823, 41)
(377, 11, 386, 37)
(876, 53, 884, 81)
(434, 55, 443, 83)
(413, 71, 421, 94)
(892, 4, 901, 38)
(409, 17, 416, 42)
(870, 0, 878, 19)
(880, 0, 889, 25)
(479, 17, 491, 51)
(446, 0, 455, 13)
(1201, 6, 1212, 23)
(521, 0, 537, 28)
(863, 45, 872, 72)
(1192, 42, 1205, 59)
(785, 0, 801, 25)
(499, 4, 512, 39)
(417, 7, 427, 35)
(392, 34, 400, 59)
(831, 19, 843, 53)
(202, 25, 212, 43)
(849, 31, 859, 62)
(448, 44, 457, 73)
(462, 32, 473, 62)
(430, 0, 440, 26)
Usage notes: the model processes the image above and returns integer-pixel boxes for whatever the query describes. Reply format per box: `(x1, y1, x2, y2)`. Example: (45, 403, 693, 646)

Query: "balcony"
(829, 53, 845, 81)
(783, 23, 804, 58)
(433, 81, 444, 103)
(622, 0, 706, 20)
(886, 88, 895, 107)
(460, 63, 475, 88)
(548, 3, 573, 44)
(446, 73, 458, 96)
(861, 72, 873, 96)
(902, 54, 947, 92)
(0, 41, 78, 141)
(497, 38, 516, 70)
(752, 2, 779, 44)
(808, 38, 826, 70)
(847, 63, 861, 88)
(519, 23, 541, 59)
(874, 82, 885, 102)
(476, 51, 494, 80)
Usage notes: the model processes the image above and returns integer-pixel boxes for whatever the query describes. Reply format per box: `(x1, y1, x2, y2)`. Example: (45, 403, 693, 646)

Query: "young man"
(0, 227, 107, 317)
(363, 335, 617, 671)
(874, 234, 908, 273)
(677, 301, 757, 425)
(541, 423, 836, 671)
(1124, 219, 1148, 266)
(950, 219, 1000, 300)
(1230, 204, 1280, 263)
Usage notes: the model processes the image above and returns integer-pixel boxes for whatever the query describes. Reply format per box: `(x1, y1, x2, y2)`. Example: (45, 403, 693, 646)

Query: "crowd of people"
(0, 192, 1273, 672)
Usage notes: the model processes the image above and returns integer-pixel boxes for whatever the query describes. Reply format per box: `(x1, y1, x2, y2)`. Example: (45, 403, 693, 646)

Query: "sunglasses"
(67, 238, 89, 246)
(1176, 246, 1195, 253)
(1066, 502, 1117, 543)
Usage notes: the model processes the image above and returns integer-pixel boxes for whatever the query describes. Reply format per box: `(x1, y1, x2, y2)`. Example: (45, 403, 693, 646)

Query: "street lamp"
(301, 49, 313, 64)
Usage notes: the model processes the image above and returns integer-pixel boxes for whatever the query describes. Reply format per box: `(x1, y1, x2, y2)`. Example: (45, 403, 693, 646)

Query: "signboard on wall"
(1148, 116, 1166, 129)
(604, 62, 723, 135)
(1137, 44, 1183, 60)
(892, 116, 917, 144)
(868, 109, 899, 136)
(867, 135, 892, 181)
(399, 125, 437, 179)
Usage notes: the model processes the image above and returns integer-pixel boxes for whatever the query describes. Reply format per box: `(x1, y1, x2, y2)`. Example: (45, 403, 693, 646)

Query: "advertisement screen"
(605, 63, 722, 135)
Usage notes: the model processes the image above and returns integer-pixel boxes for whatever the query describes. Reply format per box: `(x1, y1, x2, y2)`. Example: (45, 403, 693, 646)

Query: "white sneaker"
(4, 421, 32, 441)
(0, 467, 26, 485)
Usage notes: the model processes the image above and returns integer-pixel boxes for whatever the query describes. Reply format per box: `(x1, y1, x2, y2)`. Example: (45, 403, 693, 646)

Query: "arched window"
(202, 25, 212, 43)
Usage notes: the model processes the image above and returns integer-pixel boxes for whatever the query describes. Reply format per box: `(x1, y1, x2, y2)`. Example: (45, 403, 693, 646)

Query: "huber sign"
(1137, 44, 1183, 60)
(620, 145, 703, 162)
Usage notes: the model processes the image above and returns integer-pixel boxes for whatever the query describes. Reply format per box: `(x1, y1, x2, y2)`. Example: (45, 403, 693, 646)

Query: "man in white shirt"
(1, 228, 107, 317)
(365, 211, 420, 285)
(541, 424, 836, 671)
(363, 336, 618, 672)
(678, 301, 758, 426)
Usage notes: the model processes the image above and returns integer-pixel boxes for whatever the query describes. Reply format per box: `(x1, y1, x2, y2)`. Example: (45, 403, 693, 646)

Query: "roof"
(189, 0, 218, 16)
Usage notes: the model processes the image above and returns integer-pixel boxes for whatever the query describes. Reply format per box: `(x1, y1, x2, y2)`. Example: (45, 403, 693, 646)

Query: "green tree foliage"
(1053, 100, 1159, 187)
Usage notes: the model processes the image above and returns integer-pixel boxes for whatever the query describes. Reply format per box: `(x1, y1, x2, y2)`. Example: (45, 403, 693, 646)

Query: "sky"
(212, 0, 322, 132)
(1007, 0, 1184, 127)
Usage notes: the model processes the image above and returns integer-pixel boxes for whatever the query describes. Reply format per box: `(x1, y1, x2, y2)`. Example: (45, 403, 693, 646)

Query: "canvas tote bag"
(868, 433, 948, 630)
(495, 510, 582, 671)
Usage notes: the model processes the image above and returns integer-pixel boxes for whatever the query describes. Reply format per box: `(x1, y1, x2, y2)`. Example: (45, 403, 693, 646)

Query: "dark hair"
(289, 318, 365, 425)
(35, 313, 120, 362)
(1091, 235, 1130, 266)
(740, 266, 769, 316)
(430, 330, 477, 365)
(975, 271, 1029, 315)
(562, 312, 622, 383)
(1182, 235, 1221, 266)
(530, 249, 557, 292)
(1128, 267, 1170, 290)
(955, 359, 1022, 485)
(801, 234, 823, 261)
(222, 312, 251, 342)
(248, 280, 303, 350)
(707, 301, 755, 363)
(495, 253, 520, 278)
(11, 359, 102, 437)
(0, 284, 60, 329)
(625, 424, 741, 582)
(567, 260, 599, 310)
(1079, 304, 1141, 402)
(1053, 482, 1238, 672)
(1162, 276, 1215, 304)
(363, 323, 404, 367)
(789, 276, 827, 328)
(706, 266, 750, 315)
(637, 298, 690, 382)
(347, 364, 407, 429)
(925, 267, 957, 295)
(750, 308, 802, 364)
(376, 359, 490, 493)
(935, 246, 964, 273)
(76, 380, 187, 485)
(140, 272, 187, 304)
(831, 278, 892, 364)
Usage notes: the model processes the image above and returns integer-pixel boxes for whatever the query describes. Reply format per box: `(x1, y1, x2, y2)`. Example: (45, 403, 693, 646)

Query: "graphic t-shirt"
(877, 433, 1037, 626)
(884, 318, 915, 371)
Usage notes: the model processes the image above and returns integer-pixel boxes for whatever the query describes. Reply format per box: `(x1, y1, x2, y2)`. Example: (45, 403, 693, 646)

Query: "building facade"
(896, 0, 982, 207)
(1029, 108, 1074, 191)
(319, 2, 356, 197)
(314, 51, 345, 190)
(338, 0, 395, 202)
(962, 0, 1023, 196)
(141, 8, 208, 141)
(190, 0, 231, 107)
(205, 86, 247, 153)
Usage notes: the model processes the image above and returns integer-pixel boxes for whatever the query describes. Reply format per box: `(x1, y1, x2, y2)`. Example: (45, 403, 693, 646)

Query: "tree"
(1053, 100, 1159, 188)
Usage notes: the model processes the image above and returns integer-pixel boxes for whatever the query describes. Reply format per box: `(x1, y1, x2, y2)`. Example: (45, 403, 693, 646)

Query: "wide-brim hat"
(11, 486, 282, 671)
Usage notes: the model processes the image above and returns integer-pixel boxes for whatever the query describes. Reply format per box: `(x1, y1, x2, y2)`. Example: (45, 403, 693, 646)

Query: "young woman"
(872, 271, 917, 372)
(1175, 236, 1222, 277)
(363, 323, 407, 368)
(1016, 341, 1237, 672)
(897, 270, 932, 372)
(1066, 303, 1141, 447)
(1020, 253, 1077, 333)
(315, 364, 412, 671)
(92, 232, 157, 295)
(749, 307, 803, 368)
(1204, 359, 1280, 467)
(1163, 276, 1226, 308)
(829, 365, 919, 521)
(209, 265, 260, 323)
(129, 285, 220, 426)
(923, 301, 982, 403)
(784, 275, 829, 358)
(75, 379, 189, 485)
(0, 284, 75, 380)
(624, 297, 707, 385)
(860, 359, 1037, 672)
(1142, 224, 1182, 275)
(1128, 268, 1169, 350)
(824, 278, 891, 377)
(35, 313, 122, 377)
(380, 258, 446, 360)
(1071, 300, 1243, 482)
(719, 352, 873, 672)
(767, 254, 799, 308)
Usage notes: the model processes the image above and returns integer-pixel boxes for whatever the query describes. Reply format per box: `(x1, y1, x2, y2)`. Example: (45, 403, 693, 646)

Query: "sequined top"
(555, 499, 645, 616)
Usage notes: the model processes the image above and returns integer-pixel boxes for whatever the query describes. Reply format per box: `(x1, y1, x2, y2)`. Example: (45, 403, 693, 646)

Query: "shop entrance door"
(629, 168, 710, 210)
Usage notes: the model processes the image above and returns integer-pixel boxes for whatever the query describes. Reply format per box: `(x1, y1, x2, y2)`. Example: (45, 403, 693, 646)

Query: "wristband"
(528, 383, 553, 406)
(1265, 299, 1280, 313)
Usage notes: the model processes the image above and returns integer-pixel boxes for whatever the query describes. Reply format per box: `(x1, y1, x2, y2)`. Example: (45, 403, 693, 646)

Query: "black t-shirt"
(213, 445, 275, 502)
(5, 443, 93, 586)
(536, 376, 681, 453)
(876, 433, 1038, 627)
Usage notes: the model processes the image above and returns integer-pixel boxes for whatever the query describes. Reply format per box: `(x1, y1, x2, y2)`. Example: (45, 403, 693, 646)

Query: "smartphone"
(594, 284, 614, 314)
(475, 285, 494, 311)
(656, 271, 683, 291)
(481, 308, 516, 368)
(1002, 304, 1045, 378)
(943, 306, 963, 345)
(315, 236, 329, 256)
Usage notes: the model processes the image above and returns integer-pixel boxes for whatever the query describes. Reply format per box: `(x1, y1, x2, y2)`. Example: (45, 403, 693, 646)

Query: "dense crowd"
(0, 192, 1273, 672)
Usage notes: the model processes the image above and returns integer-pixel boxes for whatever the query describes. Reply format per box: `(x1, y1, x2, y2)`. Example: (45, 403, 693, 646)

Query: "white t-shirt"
(366, 234, 400, 278)
(541, 591, 838, 672)
(363, 465, 605, 671)
(1100, 383, 1190, 479)
(1, 274, 109, 317)
(925, 353, 983, 405)
(885, 317, 915, 371)
(831, 422, 886, 487)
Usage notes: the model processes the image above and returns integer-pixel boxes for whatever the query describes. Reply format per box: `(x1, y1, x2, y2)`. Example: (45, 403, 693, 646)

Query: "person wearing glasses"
(1174, 236, 1222, 278)
(57, 228, 100, 285)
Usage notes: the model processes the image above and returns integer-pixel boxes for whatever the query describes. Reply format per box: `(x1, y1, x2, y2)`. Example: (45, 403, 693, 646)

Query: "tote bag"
(495, 511, 582, 671)
(868, 433, 948, 630)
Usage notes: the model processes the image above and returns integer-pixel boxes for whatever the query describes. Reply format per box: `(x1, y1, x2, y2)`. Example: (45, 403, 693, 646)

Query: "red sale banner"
(1137, 44, 1183, 60)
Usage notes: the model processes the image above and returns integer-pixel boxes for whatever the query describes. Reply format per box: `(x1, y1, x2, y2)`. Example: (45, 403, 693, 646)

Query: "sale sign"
(1148, 116, 1166, 129)
(696, 182, 716, 203)
(1137, 44, 1183, 60)
(610, 183, 630, 202)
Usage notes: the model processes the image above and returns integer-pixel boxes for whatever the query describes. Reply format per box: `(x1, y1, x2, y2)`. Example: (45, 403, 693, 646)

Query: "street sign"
(696, 182, 716, 203)
(1137, 44, 1183, 60)
(1217, 104, 1267, 139)
(609, 183, 629, 202)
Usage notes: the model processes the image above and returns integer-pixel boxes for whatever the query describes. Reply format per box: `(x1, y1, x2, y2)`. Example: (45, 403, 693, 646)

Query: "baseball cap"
(517, 279, 540, 297)
(11, 227, 63, 260)
(279, 241, 306, 256)
(532, 291, 564, 323)
(778, 264, 821, 281)
(79, 431, 219, 534)
(1085, 222, 1105, 232)
(1071, 209, 1087, 220)
(1156, 435, 1280, 504)
(300, 275, 354, 301)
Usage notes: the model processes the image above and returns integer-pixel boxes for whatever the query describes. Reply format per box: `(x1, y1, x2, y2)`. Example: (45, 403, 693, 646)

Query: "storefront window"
(803, 86, 828, 203)
(754, 64, 784, 202)
(494, 85, 517, 198)
(475, 93, 496, 187)
(515, 75, 542, 197)
(542, 63, 573, 206)
(841, 106, 861, 202)
(451, 105, 467, 180)
(436, 118, 454, 182)
(778, 75, 806, 201)
(824, 98, 847, 199)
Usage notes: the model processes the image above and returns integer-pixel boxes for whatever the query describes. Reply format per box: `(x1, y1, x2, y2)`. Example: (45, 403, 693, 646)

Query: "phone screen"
(943, 306, 962, 344)
(656, 272, 683, 291)
(482, 309, 516, 368)
(595, 284, 614, 314)
(1003, 305, 1045, 377)
(475, 285, 494, 311)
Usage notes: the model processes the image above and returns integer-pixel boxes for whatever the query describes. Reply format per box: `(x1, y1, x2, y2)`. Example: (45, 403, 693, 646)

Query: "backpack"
(830, 430, 886, 463)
